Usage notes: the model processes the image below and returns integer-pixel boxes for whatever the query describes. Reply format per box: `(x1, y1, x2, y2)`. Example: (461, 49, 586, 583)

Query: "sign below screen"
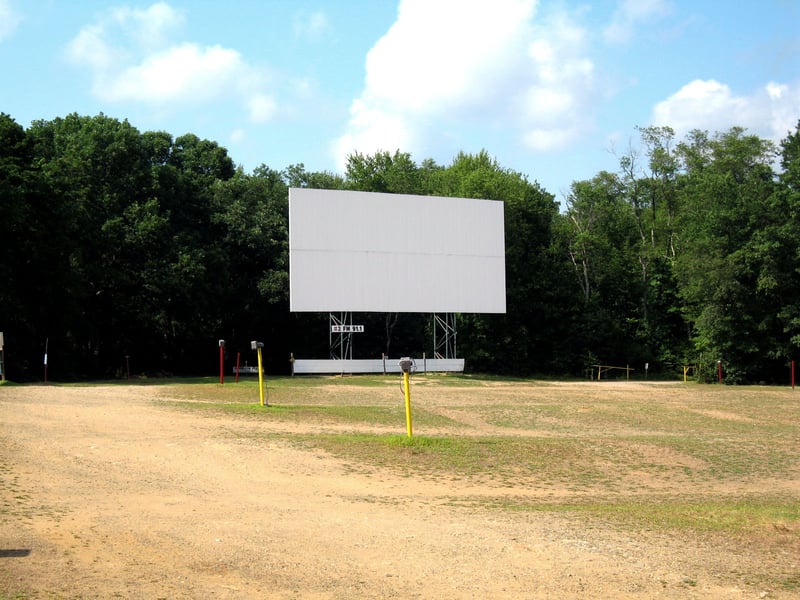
(332, 325, 364, 333)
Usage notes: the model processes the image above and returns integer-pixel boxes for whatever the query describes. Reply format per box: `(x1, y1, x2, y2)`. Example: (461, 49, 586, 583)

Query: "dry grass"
(162, 374, 798, 591)
(161, 376, 800, 532)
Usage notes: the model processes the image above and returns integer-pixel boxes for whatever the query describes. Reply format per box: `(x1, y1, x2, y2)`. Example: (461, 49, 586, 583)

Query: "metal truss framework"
(433, 313, 457, 359)
(329, 312, 353, 360)
(328, 312, 458, 361)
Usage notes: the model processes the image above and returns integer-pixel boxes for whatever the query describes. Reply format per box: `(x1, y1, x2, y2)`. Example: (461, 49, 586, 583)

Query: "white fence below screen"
(293, 358, 464, 374)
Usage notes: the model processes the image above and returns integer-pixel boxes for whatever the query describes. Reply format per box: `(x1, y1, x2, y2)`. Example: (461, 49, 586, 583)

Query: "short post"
(125, 355, 130, 379)
(252, 341, 266, 406)
(403, 372, 412, 437)
(1, 331, 6, 381)
(399, 357, 414, 438)
(235, 352, 241, 383)
(43, 337, 48, 383)
(792, 360, 795, 391)
(717, 360, 723, 384)
(218, 340, 225, 385)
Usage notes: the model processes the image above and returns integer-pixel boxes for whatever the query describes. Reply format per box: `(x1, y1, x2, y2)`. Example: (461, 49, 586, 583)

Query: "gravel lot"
(0, 382, 795, 599)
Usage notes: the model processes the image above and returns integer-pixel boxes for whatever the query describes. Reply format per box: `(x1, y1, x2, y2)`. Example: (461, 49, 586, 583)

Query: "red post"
(235, 352, 241, 383)
(218, 339, 225, 385)
(717, 360, 723, 384)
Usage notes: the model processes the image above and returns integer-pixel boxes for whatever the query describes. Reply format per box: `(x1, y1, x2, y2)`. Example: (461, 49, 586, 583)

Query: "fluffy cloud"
(603, 0, 671, 45)
(101, 44, 246, 103)
(293, 10, 331, 40)
(652, 78, 800, 143)
(0, 0, 22, 41)
(518, 10, 595, 150)
(66, 2, 275, 123)
(247, 93, 278, 124)
(333, 0, 597, 168)
(108, 3, 185, 52)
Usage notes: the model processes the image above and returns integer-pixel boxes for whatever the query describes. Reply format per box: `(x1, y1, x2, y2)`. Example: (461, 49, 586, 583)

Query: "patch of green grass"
(169, 400, 461, 429)
(152, 377, 404, 405)
(285, 430, 795, 488)
(279, 433, 614, 488)
(480, 495, 800, 535)
(169, 390, 799, 489)
(59, 376, 220, 387)
(143, 376, 800, 541)
(668, 437, 795, 479)
(778, 574, 800, 591)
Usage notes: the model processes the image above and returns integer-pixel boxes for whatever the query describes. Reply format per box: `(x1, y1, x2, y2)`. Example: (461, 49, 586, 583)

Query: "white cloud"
(109, 2, 185, 52)
(333, 0, 597, 169)
(247, 93, 277, 124)
(101, 44, 246, 103)
(230, 128, 246, 144)
(66, 2, 275, 124)
(603, 0, 671, 45)
(651, 78, 800, 143)
(518, 9, 595, 150)
(363, 0, 534, 113)
(334, 101, 415, 164)
(293, 10, 331, 40)
(524, 126, 582, 151)
(0, 0, 22, 41)
(67, 23, 119, 71)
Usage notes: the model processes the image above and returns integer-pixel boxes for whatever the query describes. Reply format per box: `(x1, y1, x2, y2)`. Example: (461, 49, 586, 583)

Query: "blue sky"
(1, 0, 798, 201)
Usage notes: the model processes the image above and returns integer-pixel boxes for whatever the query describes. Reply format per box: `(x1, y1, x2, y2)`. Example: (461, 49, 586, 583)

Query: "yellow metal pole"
(403, 371, 413, 438)
(257, 346, 265, 406)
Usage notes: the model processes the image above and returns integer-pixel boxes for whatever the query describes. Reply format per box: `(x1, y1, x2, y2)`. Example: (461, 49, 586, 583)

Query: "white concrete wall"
(292, 358, 465, 374)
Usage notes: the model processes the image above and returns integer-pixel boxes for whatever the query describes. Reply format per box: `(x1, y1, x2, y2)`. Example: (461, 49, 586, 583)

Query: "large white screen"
(289, 188, 506, 313)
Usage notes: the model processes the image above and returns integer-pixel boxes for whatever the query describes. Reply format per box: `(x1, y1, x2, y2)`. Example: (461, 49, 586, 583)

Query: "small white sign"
(332, 325, 364, 333)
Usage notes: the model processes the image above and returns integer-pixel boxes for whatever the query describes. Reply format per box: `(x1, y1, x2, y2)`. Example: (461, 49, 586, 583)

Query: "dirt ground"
(0, 382, 795, 599)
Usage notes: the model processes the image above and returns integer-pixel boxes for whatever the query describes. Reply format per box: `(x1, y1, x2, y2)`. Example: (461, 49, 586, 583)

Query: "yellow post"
(257, 345, 265, 406)
(403, 371, 413, 438)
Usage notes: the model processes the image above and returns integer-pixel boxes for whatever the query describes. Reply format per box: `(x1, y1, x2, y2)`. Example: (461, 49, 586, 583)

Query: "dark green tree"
(560, 171, 642, 373)
(617, 126, 689, 371)
(345, 150, 422, 195)
(760, 121, 800, 374)
(0, 114, 39, 377)
(429, 151, 561, 374)
(24, 113, 152, 377)
(674, 127, 779, 382)
(210, 165, 293, 369)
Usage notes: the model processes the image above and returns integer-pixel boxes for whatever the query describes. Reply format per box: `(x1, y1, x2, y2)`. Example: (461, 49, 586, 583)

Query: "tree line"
(1, 112, 799, 382)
